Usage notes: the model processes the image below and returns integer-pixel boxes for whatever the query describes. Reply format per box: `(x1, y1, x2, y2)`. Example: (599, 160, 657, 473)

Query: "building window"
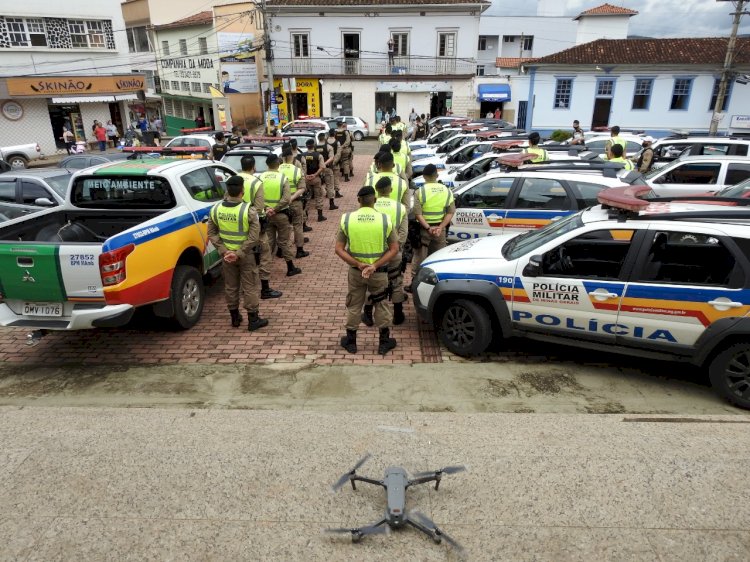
(670, 78, 692, 110)
(330, 92, 352, 117)
(503, 35, 514, 43)
(596, 79, 614, 97)
(87, 20, 106, 48)
(179, 39, 188, 55)
(26, 18, 47, 47)
(181, 81, 190, 92)
(162, 40, 170, 55)
(191, 82, 201, 93)
(292, 33, 309, 57)
(391, 32, 408, 56)
(203, 83, 212, 93)
(632, 78, 653, 110)
(126, 26, 151, 52)
(554, 78, 573, 109)
(68, 20, 88, 47)
(438, 32, 456, 57)
(198, 37, 208, 55)
(522, 36, 533, 51)
(164, 98, 174, 116)
(476, 65, 485, 76)
(5, 17, 29, 46)
(171, 80, 180, 90)
(174, 100, 184, 119)
(478, 36, 487, 51)
(709, 78, 732, 111)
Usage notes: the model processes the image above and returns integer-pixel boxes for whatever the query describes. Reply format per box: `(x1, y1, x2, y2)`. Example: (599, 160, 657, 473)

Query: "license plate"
(23, 302, 63, 317)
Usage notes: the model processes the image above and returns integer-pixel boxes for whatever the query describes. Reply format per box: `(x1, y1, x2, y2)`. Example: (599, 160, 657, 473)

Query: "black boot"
(344, 174, 350, 182)
(329, 199, 339, 210)
(303, 223, 313, 232)
(361, 305, 374, 327)
(248, 311, 269, 331)
(317, 209, 327, 222)
(295, 247, 310, 258)
(261, 279, 282, 299)
(334, 189, 343, 198)
(393, 302, 405, 325)
(229, 309, 242, 328)
(378, 327, 397, 355)
(275, 247, 283, 258)
(340, 329, 357, 353)
(286, 260, 302, 276)
(304, 237, 310, 243)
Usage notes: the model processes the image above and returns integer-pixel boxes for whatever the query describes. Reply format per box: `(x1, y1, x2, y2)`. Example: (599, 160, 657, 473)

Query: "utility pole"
(709, 0, 748, 135)
(260, 0, 276, 133)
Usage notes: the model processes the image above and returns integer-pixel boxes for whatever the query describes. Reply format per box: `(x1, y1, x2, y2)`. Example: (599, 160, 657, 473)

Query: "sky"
(484, 0, 750, 38)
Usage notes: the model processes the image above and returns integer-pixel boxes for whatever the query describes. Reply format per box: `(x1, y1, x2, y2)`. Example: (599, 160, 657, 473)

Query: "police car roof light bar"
(180, 126, 216, 134)
(597, 184, 652, 211)
(123, 146, 211, 159)
(643, 195, 750, 206)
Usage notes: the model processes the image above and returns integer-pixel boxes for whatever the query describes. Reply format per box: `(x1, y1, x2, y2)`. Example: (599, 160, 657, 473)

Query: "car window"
(655, 143, 688, 159)
(71, 176, 176, 209)
(345, 118, 356, 125)
(62, 157, 89, 169)
(504, 212, 583, 260)
(20, 181, 50, 204)
(725, 163, 750, 186)
(463, 158, 497, 180)
(181, 168, 223, 202)
(167, 138, 183, 148)
(637, 231, 742, 287)
(459, 177, 514, 209)
(567, 180, 608, 207)
(211, 166, 234, 193)
(585, 139, 607, 149)
(717, 178, 750, 197)
(541, 229, 635, 280)
(655, 163, 722, 185)
(515, 178, 571, 210)
(626, 141, 643, 153)
(45, 175, 70, 197)
(731, 144, 749, 157)
(699, 144, 729, 156)
(0, 180, 16, 203)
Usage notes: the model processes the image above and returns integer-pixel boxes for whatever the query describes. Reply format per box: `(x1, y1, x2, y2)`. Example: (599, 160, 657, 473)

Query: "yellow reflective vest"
(365, 171, 407, 204)
(609, 156, 635, 171)
(279, 163, 301, 193)
(210, 201, 252, 251)
(527, 146, 549, 163)
(417, 182, 454, 224)
(340, 207, 393, 265)
(259, 170, 283, 207)
(374, 197, 406, 234)
(238, 172, 262, 205)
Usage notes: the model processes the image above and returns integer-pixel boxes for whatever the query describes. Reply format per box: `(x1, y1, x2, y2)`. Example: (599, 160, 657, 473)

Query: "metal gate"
(517, 101, 528, 130)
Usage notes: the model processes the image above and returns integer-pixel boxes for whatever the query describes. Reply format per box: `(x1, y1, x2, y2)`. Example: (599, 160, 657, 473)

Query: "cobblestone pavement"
(0, 154, 442, 366)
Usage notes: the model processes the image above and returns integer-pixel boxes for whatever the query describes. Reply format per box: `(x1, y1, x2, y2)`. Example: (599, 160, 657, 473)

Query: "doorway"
(47, 103, 84, 148)
(479, 102, 503, 119)
(591, 98, 612, 129)
(343, 33, 360, 75)
(375, 92, 397, 125)
(430, 92, 452, 117)
(290, 92, 309, 119)
(108, 102, 124, 136)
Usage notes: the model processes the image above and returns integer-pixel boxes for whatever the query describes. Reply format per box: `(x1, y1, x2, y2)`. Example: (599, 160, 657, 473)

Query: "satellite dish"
(274, 25, 281, 32)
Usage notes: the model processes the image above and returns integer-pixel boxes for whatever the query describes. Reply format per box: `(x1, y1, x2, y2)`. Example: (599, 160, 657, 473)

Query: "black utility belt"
(352, 265, 388, 273)
(426, 222, 443, 227)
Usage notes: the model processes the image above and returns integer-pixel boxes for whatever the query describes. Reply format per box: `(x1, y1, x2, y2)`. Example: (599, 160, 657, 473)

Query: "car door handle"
(589, 291, 619, 299)
(707, 300, 744, 308)
(201, 216, 209, 223)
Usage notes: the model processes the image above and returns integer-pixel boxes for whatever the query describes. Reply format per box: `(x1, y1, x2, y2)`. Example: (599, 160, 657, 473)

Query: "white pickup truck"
(1, 142, 43, 169)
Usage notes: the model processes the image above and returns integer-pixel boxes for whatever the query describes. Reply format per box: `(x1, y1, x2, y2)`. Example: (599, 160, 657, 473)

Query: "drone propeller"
(413, 464, 467, 478)
(324, 524, 389, 540)
(410, 511, 464, 552)
(331, 453, 372, 492)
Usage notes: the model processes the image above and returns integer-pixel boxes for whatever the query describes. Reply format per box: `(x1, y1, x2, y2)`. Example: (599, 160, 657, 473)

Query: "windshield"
(221, 154, 269, 174)
(502, 212, 583, 260)
(716, 178, 750, 197)
(46, 174, 71, 197)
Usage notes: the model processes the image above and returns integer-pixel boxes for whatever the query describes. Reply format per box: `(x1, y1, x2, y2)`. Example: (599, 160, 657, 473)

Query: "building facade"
(0, 0, 144, 155)
(266, 0, 488, 129)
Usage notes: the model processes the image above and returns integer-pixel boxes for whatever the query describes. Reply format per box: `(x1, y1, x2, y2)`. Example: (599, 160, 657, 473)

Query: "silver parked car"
(324, 116, 370, 140)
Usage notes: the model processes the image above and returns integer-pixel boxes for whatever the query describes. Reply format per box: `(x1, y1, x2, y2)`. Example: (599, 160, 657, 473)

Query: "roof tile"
(495, 57, 535, 68)
(156, 11, 213, 29)
(574, 3, 638, 19)
(268, 0, 483, 5)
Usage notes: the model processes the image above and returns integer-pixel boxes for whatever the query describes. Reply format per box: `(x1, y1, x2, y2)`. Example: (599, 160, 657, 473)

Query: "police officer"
(303, 138, 327, 222)
(207, 175, 268, 331)
(606, 125, 627, 159)
(238, 155, 282, 299)
(362, 176, 409, 327)
(279, 146, 310, 258)
(412, 116, 427, 140)
(365, 152, 409, 206)
(335, 185, 400, 355)
(527, 132, 549, 163)
(212, 132, 229, 160)
(227, 126, 242, 149)
(335, 120, 353, 182)
(389, 137, 412, 179)
(319, 134, 340, 211)
(368, 145, 407, 180)
(325, 129, 344, 198)
(259, 155, 303, 277)
(412, 164, 455, 273)
(378, 124, 393, 146)
(609, 144, 635, 170)
(636, 136, 655, 173)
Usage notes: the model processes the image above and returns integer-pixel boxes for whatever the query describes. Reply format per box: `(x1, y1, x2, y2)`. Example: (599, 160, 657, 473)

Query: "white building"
(266, 0, 488, 128)
(475, 1, 636, 126)
(0, 1, 144, 155)
(523, 37, 750, 137)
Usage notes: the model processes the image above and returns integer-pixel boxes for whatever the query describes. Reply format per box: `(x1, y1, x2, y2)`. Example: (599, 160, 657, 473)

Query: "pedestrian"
(105, 120, 119, 148)
(527, 132, 549, 163)
(268, 118, 279, 137)
(376, 107, 383, 126)
(138, 115, 149, 134)
(571, 120, 585, 145)
(212, 132, 228, 160)
(238, 155, 284, 300)
(608, 144, 635, 170)
(279, 146, 310, 260)
(409, 108, 417, 124)
(149, 118, 161, 146)
(493, 107, 501, 119)
(259, 155, 303, 277)
(61, 127, 75, 154)
(302, 138, 327, 223)
(154, 115, 163, 133)
(384, 110, 391, 124)
(606, 125, 627, 159)
(94, 122, 107, 151)
(636, 136, 655, 174)
(335, 185, 399, 355)
(411, 164, 455, 275)
(335, 120, 353, 182)
(365, 151, 409, 206)
(323, 129, 343, 201)
(485, 111, 493, 118)
(207, 175, 268, 331)
(387, 37, 395, 66)
(195, 114, 205, 128)
(361, 176, 409, 327)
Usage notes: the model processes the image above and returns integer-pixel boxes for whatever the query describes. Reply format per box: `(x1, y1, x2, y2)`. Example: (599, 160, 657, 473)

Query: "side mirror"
(523, 255, 542, 277)
(34, 197, 55, 207)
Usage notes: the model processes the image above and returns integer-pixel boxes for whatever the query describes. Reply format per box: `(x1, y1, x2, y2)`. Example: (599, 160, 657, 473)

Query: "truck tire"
(708, 343, 750, 410)
(7, 155, 28, 169)
(170, 265, 204, 330)
(438, 298, 493, 356)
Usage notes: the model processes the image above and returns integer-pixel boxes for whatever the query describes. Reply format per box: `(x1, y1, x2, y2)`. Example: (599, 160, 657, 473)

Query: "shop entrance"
(108, 102, 124, 136)
(479, 102, 503, 118)
(289, 93, 309, 119)
(430, 92, 452, 117)
(47, 103, 85, 149)
(375, 92, 397, 125)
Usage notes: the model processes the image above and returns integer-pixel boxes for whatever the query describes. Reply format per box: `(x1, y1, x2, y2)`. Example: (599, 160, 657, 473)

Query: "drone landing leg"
(406, 518, 440, 544)
(350, 476, 385, 491)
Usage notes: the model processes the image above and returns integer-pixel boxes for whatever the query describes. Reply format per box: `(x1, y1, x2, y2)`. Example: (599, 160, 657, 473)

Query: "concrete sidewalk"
(2, 407, 749, 561)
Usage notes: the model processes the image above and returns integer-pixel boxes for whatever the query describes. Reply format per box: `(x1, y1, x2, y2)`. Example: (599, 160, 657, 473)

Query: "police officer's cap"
(337, 120, 346, 126)
(357, 186, 376, 197)
(266, 154, 280, 166)
(423, 164, 438, 176)
(226, 175, 244, 188)
(328, 128, 336, 136)
(528, 132, 540, 144)
(281, 146, 293, 157)
(305, 138, 316, 147)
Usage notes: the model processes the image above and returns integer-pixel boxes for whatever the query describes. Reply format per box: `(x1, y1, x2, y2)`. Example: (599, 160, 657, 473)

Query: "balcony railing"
(272, 57, 473, 76)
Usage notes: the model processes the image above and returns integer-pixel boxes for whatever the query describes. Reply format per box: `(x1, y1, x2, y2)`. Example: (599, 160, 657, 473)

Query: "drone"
(325, 453, 465, 552)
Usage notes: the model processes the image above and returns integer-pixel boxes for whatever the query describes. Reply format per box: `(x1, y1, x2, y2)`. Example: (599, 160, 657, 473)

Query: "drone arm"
(350, 475, 385, 491)
(407, 474, 440, 489)
(405, 517, 439, 543)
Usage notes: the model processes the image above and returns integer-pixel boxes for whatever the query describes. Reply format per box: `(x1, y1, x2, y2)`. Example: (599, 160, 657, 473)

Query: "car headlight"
(416, 267, 438, 285)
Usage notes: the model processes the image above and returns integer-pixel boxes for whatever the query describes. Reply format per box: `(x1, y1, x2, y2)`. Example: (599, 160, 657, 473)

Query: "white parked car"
(645, 155, 750, 196)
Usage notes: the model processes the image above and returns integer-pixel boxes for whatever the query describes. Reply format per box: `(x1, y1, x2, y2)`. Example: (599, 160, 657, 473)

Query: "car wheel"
(708, 343, 750, 410)
(170, 265, 204, 330)
(438, 298, 493, 356)
(353, 131, 364, 141)
(7, 156, 28, 169)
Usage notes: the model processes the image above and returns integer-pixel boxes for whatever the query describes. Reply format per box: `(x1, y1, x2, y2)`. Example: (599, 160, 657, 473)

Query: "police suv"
(413, 185, 750, 409)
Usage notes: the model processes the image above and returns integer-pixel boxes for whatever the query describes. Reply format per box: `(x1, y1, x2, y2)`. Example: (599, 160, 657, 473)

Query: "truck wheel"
(170, 265, 204, 330)
(708, 343, 750, 410)
(353, 131, 364, 141)
(7, 155, 28, 169)
(438, 298, 492, 356)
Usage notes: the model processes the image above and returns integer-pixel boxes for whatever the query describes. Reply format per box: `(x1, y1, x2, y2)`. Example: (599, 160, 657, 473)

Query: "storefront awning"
(51, 95, 119, 103)
(478, 84, 511, 102)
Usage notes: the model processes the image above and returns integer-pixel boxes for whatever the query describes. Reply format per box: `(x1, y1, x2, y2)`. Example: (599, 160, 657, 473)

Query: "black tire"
(353, 131, 364, 141)
(438, 298, 493, 356)
(7, 155, 27, 169)
(708, 343, 750, 410)
(170, 265, 204, 330)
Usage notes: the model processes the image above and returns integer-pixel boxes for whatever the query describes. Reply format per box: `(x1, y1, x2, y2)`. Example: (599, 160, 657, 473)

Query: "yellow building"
(273, 77, 321, 123)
